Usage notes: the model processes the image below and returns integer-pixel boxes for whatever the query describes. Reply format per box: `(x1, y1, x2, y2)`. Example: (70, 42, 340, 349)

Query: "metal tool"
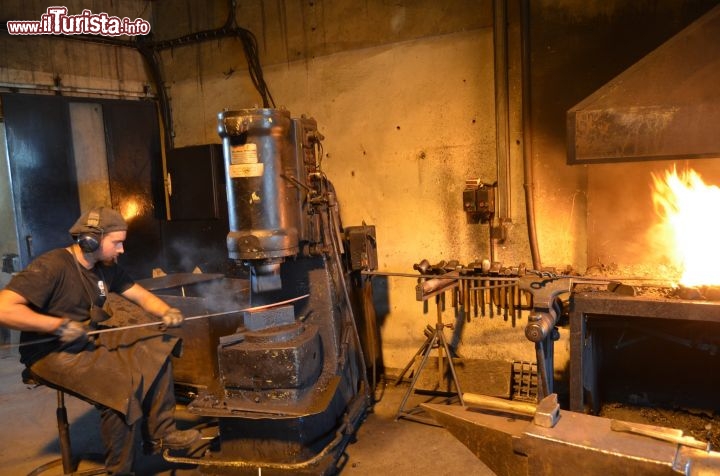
(518, 274, 573, 399)
(463, 392, 560, 428)
(1, 294, 310, 349)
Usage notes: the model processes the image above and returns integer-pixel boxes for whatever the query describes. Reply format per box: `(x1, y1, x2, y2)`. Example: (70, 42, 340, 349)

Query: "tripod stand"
(395, 291, 465, 423)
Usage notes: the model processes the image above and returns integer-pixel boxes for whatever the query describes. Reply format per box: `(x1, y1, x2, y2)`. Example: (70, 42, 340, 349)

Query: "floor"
(0, 335, 493, 476)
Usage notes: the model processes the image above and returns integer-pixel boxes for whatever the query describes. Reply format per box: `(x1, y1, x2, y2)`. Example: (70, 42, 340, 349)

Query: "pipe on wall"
(521, 0, 542, 270)
(0, 81, 152, 100)
(494, 0, 512, 223)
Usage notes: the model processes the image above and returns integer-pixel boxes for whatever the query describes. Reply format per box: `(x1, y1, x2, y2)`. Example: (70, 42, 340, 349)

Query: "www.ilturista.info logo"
(7, 6, 151, 36)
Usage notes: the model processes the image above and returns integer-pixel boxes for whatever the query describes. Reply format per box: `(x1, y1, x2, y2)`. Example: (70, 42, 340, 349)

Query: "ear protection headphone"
(76, 209, 103, 253)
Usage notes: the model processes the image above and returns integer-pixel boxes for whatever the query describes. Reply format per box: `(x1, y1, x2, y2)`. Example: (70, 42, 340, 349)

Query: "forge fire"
(652, 166, 720, 288)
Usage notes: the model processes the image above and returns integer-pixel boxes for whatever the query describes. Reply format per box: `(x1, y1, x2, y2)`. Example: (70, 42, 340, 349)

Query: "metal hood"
(567, 4, 720, 164)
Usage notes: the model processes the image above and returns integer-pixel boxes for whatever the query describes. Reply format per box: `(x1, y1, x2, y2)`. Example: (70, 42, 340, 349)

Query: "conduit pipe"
(521, 0, 542, 270)
(493, 0, 512, 223)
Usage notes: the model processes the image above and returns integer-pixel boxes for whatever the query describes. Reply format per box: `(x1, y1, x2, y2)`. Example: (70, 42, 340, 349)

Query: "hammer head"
(533, 393, 560, 428)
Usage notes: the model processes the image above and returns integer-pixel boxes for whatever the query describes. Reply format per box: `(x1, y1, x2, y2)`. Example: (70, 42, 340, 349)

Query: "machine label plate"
(229, 163, 264, 178)
(231, 143, 258, 164)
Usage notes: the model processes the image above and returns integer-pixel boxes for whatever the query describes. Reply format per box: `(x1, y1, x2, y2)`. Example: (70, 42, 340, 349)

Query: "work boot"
(156, 428, 201, 450)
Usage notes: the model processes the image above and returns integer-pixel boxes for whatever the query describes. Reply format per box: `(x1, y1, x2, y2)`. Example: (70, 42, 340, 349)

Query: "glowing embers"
(652, 166, 720, 288)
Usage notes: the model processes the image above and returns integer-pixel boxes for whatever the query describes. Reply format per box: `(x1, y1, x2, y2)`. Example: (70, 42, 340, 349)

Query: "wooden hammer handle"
(610, 419, 708, 450)
(463, 392, 537, 416)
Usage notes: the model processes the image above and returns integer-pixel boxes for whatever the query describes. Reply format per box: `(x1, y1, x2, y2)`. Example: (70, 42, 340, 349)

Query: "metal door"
(2, 94, 80, 268)
(102, 99, 163, 278)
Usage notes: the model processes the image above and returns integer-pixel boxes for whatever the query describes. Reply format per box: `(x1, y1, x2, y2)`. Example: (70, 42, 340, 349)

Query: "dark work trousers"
(99, 360, 177, 474)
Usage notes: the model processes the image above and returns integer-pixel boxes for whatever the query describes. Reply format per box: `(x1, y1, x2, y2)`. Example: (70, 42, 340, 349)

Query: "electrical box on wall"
(463, 179, 495, 224)
(166, 144, 226, 220)
(344, 225, 378, 271)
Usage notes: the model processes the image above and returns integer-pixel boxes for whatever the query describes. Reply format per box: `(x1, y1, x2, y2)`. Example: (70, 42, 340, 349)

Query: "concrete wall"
(1, 0, 719, 377)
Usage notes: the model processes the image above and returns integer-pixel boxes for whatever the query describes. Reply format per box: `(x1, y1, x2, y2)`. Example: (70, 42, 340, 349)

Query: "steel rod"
(2, 294, 310, 349)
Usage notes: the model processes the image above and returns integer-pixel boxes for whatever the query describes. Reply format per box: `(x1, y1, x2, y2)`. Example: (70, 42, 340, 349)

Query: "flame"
(118, 197, 142, 222)
(652, 166, 720, 287)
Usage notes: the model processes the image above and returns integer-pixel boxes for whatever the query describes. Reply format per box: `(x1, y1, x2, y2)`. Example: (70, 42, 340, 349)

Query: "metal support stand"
(56, 390, 74, 475)
(24, 378, 106, 476)
(395, 294, 465, 424)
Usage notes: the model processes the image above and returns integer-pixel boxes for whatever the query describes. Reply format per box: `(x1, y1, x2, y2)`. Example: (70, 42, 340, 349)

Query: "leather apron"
(29, 328, 182, 425)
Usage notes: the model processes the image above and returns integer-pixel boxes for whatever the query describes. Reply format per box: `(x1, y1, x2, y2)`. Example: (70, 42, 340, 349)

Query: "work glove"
(161, 307, 184, 330)
(53, 318, 87, 344)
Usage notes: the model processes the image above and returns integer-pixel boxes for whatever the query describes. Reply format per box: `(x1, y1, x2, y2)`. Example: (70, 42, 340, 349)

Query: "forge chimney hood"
(567, 4, 720, 164)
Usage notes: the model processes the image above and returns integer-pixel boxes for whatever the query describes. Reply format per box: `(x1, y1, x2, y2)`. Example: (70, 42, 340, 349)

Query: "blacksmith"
(0, 206, 199, 475)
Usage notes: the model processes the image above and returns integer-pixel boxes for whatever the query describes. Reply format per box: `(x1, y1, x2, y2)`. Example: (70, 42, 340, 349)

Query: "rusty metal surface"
(567, 4, 720, 164)
(421, 402, 529, 476)
(572, 291, 720, 322)
(422, 402, 720, 476)
(218, 323, 323, 391)
(135, 272, 225, 292)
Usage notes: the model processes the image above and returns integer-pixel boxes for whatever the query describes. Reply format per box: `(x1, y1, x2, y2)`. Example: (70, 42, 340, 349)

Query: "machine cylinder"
(218, 108, 301, 263)
(525, 310, 557, 342)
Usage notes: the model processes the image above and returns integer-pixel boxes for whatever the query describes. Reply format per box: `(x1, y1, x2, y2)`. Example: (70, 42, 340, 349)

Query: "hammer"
(463, 392, 561, 428)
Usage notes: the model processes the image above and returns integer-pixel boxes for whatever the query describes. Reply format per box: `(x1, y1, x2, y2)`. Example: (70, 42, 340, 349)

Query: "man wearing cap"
(0, 206, 200, 475)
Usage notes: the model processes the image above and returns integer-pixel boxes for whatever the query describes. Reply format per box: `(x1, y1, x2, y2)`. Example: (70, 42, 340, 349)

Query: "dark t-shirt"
(6, 248, 135, 364)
